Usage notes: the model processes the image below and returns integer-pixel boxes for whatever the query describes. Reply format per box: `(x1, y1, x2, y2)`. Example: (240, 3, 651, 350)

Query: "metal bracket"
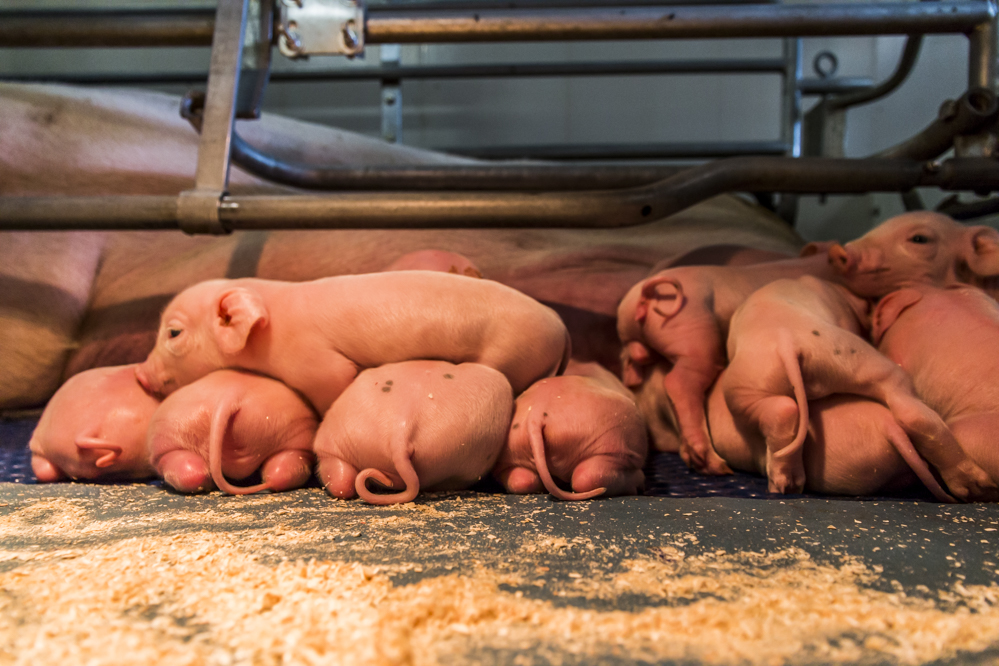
(277, 0, 364, 59)
(178, 190, 228, 235)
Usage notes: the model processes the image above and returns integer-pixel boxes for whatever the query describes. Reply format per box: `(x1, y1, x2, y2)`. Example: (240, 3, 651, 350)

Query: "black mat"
(0, 417, 938, 502)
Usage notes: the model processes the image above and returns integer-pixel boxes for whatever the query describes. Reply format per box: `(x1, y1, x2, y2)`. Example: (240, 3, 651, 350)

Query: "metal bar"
(2, 2, 994, 48)
(0, 58, 789, 86)
(0, 10, 215, 47)
(365, 0, 780, 10)
(179, 0, 248, 235)
(780, 37, 802, 158)
(364, 2, 996, 43)
(826, 35, 923, 111)
(3, 158, 997, 231)
(968, 13, 997, 90)
(445, 141, 790, 160)
(877, 87, 999, 160)
(193, 0, 247, 193)
(230, 131, 687, 189)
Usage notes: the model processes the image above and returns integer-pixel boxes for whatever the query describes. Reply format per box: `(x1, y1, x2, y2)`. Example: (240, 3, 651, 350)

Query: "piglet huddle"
(29, 251, 648, 503)
(620, 211, 999, 503)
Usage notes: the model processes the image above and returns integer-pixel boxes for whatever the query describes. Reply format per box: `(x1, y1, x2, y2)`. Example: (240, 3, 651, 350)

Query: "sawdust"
(1, 515, 999, 665)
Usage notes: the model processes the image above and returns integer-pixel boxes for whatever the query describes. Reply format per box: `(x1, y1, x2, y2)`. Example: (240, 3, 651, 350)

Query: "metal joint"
(178, 190, 230, 235)
(278, 0, 365, 58)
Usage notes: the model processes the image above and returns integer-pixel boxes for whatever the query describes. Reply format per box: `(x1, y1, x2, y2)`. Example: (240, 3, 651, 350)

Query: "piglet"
(872, 284, 999, 489)
(721, 275, 996, 501)
(494, 361, 647, 500)
(315, 360, 513, 505)
(29, 364, 159, 482)
(134, 272, 569, 415)
(616, 252, 834, 475)
(825, 211, 999, 300)
(706, 370, 953, 500)
(146, 369, 318, 494)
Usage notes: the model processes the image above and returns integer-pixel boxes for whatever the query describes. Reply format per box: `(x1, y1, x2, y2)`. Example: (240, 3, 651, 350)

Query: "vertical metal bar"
(194, 0, 249, 192)
(178, 0, 249, 234)
(968, 13, 997, 90)
(960, 12, 998, 156)
(781, 37, 803, 158)
(381, 44, 403, 143)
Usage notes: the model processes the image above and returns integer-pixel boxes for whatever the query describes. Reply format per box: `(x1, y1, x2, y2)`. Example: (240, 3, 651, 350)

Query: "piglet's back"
(265, 271, 570, 394)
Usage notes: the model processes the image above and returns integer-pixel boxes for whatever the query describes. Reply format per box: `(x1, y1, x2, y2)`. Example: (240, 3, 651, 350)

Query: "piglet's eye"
(909, 234, 931, 244)
(168, 329, 183, 339)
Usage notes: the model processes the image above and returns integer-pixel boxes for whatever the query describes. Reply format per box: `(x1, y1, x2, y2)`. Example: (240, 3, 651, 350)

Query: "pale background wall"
(0, 0, 983, 241)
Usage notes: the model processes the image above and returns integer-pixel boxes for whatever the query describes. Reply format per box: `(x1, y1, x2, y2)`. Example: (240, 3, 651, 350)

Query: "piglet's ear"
(215, 288, 269, 356)
(966, 226, 999, 278)
(640, 276, 685, 322)
(870, 288, 923, 346)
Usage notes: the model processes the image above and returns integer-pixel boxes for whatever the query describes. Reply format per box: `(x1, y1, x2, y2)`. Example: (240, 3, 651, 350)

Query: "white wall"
(0, 2, 988, 241)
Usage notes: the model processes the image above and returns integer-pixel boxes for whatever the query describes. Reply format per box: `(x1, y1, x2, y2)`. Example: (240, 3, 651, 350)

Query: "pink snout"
(828, 243, 855, 274)
(134, 359, 173, 398)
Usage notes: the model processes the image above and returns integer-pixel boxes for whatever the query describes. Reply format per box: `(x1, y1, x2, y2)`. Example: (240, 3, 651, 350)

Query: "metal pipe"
(2, 2, 994, 48)
(11, 63, 880, 88)
(826, 34, 923, 111)
(443, 141, 790, 160)
(875, 87, 999, 160)
(3, 157, 997, 231)
(0, 10, 215, 47)
(231, 131, 686, 190)
(968, 14, 997, 90)
(364, 2, 996, 43)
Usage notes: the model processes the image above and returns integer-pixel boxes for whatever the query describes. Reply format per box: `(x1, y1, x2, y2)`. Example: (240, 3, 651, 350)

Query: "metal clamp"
(278, 0, 364, 58)
(178, 189, 229, 235)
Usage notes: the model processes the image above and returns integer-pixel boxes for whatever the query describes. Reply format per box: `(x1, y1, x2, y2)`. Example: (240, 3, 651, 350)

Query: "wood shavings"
(0, 529, 998, 665)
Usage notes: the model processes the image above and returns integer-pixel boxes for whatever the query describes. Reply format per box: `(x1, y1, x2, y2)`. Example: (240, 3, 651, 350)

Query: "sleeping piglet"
(706, 370, 954, 501)
(872, 284, 999, 488)
(134, 272, 569, 415)
(146, 369, 318, 494)
(29, 364, 159, 482)
(493, 360, 647, 500)
(315, 360, 514, 504)
(721, 275, 996, 501)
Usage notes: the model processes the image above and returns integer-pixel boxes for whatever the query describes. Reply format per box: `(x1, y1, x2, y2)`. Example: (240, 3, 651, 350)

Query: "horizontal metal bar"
(0, 10, 215, 48)
(365, 0, 780, 10)
(798, 77, 874, 96)
(1, 2, 993, 48)
(445, 141, 791, 160)
(231, 131, 687, 189)
(3, 158, 997, 231)
(0, 58, 789, 85)
(365, 2, 996, 43)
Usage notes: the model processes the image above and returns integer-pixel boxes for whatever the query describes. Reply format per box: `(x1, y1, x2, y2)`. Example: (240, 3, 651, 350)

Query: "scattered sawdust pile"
(1, 529, 999, 665)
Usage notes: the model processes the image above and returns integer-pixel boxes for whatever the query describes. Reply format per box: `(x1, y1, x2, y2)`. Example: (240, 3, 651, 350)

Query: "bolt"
(384, 93, 397, 105)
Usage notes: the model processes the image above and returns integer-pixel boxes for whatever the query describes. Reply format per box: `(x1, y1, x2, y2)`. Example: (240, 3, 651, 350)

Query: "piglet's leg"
(866, 369, 998, 502)
(571, 456, 645, 497)
(260, 450, 316, 492)
(159, 450, 212, 493)
(494, 466, 545, 494)
(318, 457, 360, 499)
(663, 355, 732, 476)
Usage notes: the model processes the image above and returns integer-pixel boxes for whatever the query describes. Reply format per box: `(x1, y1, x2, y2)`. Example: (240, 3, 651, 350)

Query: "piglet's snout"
(828, 244, 854, 273)
(134, 362, 170, 398)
